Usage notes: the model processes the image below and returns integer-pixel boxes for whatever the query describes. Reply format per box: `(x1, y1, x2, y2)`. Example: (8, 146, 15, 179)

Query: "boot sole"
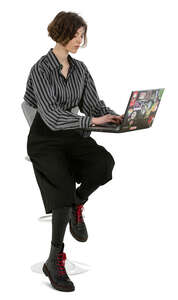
(69, 220, 88, 242)
(42, 263, 75, 292)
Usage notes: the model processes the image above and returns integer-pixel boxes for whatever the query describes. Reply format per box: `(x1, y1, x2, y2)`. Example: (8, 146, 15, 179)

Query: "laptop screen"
(121, 88, 165, 131)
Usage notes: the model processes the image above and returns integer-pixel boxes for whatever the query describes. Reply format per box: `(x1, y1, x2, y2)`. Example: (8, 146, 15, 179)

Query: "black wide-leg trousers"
(27, 112, 115, 214)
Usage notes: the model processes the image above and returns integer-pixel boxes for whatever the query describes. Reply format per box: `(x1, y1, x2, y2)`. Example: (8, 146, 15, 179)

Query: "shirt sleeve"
(29, 63, 92, 131)
(23, 73, 38, 109)
(78, 62, 120, 117)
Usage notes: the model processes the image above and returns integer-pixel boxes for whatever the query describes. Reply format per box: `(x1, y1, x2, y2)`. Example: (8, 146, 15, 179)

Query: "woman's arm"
(29, 63, 92, 131)
(79, 62, 120, 119)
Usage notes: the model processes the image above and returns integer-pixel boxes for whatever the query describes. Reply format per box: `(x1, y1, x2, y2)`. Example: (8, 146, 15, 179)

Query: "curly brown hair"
(47, 11, 88, 48)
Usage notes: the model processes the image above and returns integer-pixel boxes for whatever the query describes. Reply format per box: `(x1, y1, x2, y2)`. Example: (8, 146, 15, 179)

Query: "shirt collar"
(46, 48, 76, 71)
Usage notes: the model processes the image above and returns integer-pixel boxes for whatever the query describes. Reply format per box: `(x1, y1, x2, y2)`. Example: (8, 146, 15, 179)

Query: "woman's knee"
(101, 151, 115, 184)
(89, 149, 115, 185)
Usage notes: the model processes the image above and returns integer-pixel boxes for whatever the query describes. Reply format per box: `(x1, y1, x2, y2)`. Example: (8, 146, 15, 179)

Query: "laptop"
(85, 88, 165, 133)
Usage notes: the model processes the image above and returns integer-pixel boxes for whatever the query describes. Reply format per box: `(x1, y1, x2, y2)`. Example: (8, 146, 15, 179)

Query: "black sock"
(51, 206, 71, 248)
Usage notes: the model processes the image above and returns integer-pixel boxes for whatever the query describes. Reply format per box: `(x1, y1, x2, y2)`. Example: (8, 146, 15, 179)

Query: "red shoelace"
(56, 252, 67, 276)
(76, 204, 84, 223)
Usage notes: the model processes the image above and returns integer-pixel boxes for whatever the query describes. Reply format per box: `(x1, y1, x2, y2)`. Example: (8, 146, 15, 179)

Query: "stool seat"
(25, 155, 31, 161)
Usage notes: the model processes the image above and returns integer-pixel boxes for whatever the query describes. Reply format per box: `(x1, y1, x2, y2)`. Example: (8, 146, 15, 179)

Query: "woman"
(24, 11, 124, 292)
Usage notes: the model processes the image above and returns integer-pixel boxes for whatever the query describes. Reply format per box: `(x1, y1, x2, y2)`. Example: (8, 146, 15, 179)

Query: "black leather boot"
(42, 242, 75, 292)
(69, 204, 88, 242)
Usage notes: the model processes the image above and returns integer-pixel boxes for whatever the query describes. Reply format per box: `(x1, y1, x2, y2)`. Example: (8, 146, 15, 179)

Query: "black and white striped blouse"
(23, 48, 120, 137)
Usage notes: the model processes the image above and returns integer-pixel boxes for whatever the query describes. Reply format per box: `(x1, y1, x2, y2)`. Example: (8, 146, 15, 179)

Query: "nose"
(76, 37, 82, 44)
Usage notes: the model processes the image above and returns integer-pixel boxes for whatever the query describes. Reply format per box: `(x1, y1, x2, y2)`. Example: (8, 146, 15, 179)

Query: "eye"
(74, 34, 84, 39)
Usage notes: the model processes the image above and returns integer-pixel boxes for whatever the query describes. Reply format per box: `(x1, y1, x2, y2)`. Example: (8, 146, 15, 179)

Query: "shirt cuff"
(79, 116, 93, 129)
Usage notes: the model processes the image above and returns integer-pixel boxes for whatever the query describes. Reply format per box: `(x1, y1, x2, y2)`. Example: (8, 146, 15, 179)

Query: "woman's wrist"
(90, 117, 96, 126)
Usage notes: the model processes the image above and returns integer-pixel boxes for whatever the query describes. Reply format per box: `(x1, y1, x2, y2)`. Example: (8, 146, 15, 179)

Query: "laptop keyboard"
(97, 122, 118, 128)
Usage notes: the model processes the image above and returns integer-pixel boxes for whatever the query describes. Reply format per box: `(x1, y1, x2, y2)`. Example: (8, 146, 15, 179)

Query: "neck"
(52, 43, 69, 64)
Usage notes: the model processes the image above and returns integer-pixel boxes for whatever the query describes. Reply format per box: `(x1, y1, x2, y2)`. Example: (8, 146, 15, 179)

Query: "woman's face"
(65, 26, 85, 53)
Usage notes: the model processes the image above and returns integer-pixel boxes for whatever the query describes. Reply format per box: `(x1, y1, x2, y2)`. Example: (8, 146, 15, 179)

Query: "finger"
(112, 116, 121, 120)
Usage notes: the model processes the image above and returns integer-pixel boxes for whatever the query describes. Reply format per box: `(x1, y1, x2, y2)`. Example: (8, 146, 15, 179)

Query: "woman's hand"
(110, 114, 125, 125)
(92, 114, 124, 126)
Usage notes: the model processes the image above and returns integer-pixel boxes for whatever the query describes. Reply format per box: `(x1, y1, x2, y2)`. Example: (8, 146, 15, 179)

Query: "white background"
(1, 0, 178, 298)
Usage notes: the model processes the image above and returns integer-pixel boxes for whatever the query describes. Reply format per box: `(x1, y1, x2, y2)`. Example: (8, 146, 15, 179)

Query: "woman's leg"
(51, 206, 72, 248)
(51, 206, 71, 247)
(27, 137, 77, 213)
(67, 137, 115, 206)
(44, 205, 75, 292)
